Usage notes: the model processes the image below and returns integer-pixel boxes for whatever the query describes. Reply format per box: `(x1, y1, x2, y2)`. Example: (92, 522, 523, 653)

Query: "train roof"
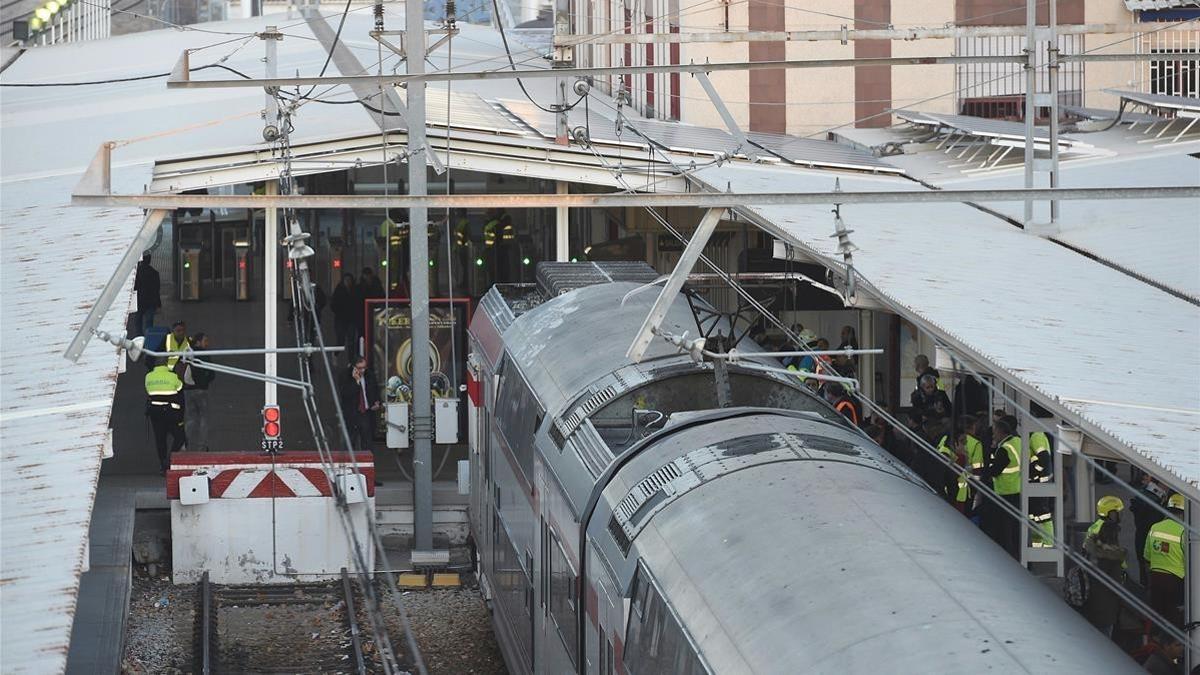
(607, 412, 1138, 674)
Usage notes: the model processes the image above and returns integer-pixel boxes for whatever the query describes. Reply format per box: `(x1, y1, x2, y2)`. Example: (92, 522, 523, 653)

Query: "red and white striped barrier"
(168, 451, 376, 585)
(167, 452, 375, 499)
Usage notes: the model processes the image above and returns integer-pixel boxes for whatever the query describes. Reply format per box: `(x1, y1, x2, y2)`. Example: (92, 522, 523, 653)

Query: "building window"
(1150, 49, 1199, 97)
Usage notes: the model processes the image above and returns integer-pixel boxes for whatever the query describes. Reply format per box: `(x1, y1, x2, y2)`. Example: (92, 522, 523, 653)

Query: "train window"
(495, 357, 544, 481)
(548, 532, 579, 666)
(624, 565, 710, 675)
(493, 514, 534, 670)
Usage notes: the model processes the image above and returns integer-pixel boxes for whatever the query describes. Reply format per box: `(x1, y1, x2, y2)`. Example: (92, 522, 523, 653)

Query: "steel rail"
(71, 186, 1200, 209)
(200, 571, 213, 675)
(165, 52, 1200, 89)
(341, 569, 369, 675)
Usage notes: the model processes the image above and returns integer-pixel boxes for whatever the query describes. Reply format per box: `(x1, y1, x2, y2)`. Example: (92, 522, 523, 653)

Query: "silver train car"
(464, 262, 1135, 675)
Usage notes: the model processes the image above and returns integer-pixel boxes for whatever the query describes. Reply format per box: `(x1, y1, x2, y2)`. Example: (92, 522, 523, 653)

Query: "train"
(464, 261, 1136, 674)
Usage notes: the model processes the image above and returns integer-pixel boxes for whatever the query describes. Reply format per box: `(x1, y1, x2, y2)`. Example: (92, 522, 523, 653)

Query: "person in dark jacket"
(330, 273, 362, 359)
(360, 267, 385, 300)
(340, 356, 383, 486)
(133, 252, 161, 336)
(182, 332, 216, 451)
(911, 374, 952, 422)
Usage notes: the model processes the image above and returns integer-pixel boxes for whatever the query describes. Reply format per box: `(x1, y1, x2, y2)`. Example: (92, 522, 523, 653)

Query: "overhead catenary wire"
(269, 85, 427, 674)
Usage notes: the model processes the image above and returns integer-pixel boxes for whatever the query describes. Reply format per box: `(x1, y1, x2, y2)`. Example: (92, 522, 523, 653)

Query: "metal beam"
(71, 186, 1200, 210)
(63, 209, 168, 362)
(627, 208, 726, 362)
(694, 72, 757, 160)
(166, 52, 1200, 89)
(553, 22, 1194, 47)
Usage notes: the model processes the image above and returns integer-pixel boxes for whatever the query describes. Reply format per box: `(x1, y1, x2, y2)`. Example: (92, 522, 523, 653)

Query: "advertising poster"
(365, 299, 470, 435)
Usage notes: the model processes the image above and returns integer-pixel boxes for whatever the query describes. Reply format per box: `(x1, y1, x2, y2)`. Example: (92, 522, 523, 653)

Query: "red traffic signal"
(262, 405, 281, 440)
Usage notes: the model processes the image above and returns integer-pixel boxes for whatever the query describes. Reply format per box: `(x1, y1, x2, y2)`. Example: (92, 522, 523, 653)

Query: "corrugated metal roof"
(1104, 88, 1200, 112)
(499, 97, 900, 172)
(946, 149, 1200, 302)
(0, 168, 151, 673)
(896, 109, 1061, 143)
(692, 162, 1200, 494)
(746, 131, 903, 173)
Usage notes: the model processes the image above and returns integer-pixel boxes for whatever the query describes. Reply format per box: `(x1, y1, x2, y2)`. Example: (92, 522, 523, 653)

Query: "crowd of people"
(767, 323, 1190, 672)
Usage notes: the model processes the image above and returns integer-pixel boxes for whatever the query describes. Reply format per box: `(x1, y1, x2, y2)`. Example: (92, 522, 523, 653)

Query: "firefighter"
(1083, 495, 1127, 637)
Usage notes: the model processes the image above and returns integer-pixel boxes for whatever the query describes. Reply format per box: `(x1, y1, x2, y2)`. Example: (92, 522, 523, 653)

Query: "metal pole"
(71, 186, 1200, 210)
(627, 208, 725, 362)
(1188, 498, 1199, 672)
(555, 181, 569, 261)
(1023, 0, 1036, 226)
(265, 178, 279, 407)
(551, 22, 1196, 47)
(407, 0, 434, 554)
(63, 210, 168, 363)
(149, 346, 344, 357)
(1048, 1, 1060, 226)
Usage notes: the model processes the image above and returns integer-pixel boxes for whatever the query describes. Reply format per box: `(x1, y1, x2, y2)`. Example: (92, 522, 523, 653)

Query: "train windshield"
(590, 370, 843, 453)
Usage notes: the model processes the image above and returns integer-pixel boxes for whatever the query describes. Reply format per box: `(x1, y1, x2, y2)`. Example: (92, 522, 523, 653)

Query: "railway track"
(196, 569, 373, 674)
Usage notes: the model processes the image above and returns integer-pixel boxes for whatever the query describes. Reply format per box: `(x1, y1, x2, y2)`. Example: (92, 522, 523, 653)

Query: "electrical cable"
(488, 0, 585, 114)
(0, 61, 252, 86)
(269, 87, 423, 674)
(300, 0, 354, 100)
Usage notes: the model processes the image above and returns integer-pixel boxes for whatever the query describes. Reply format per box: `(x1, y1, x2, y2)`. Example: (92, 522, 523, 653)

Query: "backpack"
(1063, 565, 1090, 608)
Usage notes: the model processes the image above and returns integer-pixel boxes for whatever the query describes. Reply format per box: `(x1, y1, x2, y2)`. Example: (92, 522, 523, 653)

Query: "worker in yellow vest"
(954, 416, 985, 520)
(1028, 430, 1055, 548)
(982, 415, 1022, 559)
(1144, 493, 1187, 628)
(145, 357, 186, 474)
(165, 320, 191, 371)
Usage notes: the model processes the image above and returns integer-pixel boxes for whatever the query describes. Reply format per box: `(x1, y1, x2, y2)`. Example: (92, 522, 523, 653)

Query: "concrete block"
(431, 573, 460, 588)
(398, 573, 428, 588)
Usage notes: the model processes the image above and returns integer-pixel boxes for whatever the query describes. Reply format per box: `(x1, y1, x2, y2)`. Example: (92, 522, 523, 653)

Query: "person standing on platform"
(360, 266, 385, 300)
(1131, 475, 1168, 587)
(1144, 493, 1187, 628)
(145, 356, 186, 474)
(182, 332, 215, 452)
(331, 273, 362, 360)
(824, 382, 859, 427)
(927, 417, 959, 505)
(911, 374, 952, 423)
(955, 416, 985, 520)
(1028, 428, 1055, 547)
(340, 356, 383, 487)
(133, 252, 161, 336)
(165, 321, 190, 370)
(982, 415, 1022, 558)
(913, 354, 942, 390)
(1083, 495, 1128, 637)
